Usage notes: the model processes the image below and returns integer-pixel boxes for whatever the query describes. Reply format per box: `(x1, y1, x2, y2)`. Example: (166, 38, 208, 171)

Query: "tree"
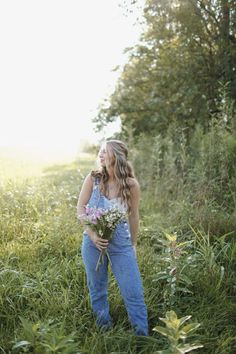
(94, 0, 236, 141)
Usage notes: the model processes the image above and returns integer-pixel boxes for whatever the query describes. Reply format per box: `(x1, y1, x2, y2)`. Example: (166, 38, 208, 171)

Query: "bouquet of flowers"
(83, 206, 127, 271)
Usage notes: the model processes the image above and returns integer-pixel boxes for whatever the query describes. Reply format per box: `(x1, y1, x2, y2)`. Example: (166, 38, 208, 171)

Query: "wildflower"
(83, 206, 126, 271)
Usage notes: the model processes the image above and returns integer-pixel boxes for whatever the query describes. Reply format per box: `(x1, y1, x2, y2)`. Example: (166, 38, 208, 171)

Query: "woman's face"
(98, 143, 114, 168)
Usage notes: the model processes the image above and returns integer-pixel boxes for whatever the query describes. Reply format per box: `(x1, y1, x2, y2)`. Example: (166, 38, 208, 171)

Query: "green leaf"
(152, 274, 169, 282)
(175, 287, 193, 294)
(153, 325, 173, 338)
(19, 316, 38, 343)
(179, 315, 192, 327)
(178, 274, 192, 285)
(180, 323, 201, 335)
(176, 343, 204, 353)
(161, 311, 181, 330)
(165, 233, 177, 243)
(156, 350, 173, 354)
(177, 241, 191, 248)
(12, 340, 31, 350)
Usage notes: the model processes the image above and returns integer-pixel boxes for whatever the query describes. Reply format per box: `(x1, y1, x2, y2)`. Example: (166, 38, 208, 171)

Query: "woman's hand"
(90, 232, 109, 252)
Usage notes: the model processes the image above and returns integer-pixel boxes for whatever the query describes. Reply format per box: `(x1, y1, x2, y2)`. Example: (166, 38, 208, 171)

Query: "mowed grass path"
(1, 152, 236, 353)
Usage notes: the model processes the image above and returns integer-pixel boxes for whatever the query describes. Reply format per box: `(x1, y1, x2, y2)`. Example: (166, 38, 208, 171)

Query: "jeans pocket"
(115, 223, 131, 245)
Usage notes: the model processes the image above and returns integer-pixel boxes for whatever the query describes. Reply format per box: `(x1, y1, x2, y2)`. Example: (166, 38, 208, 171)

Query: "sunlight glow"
(0, 0, 143, 160)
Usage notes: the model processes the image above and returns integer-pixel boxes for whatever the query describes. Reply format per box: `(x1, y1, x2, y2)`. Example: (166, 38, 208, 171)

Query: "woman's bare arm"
(128, 179, 140, 255)
(77, 173, 109, 251)
(77, 173, 93, 226)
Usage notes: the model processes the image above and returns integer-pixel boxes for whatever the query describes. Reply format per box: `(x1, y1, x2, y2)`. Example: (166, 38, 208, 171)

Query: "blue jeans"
(81, 182, 148, 336)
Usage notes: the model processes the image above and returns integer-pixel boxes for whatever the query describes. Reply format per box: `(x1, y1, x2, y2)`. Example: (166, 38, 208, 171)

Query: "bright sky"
(0, 0, 143, 159)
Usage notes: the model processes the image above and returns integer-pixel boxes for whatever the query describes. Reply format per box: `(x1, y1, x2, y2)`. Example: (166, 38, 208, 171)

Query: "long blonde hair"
(91, 140, 135, 212)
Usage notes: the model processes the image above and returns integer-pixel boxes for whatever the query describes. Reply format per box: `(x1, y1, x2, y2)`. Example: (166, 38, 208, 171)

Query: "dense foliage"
(95, 0, 236, 139)
(92, 2, 236, 352)
(94, 0, 236, 247)
(0, 155, 236, 353)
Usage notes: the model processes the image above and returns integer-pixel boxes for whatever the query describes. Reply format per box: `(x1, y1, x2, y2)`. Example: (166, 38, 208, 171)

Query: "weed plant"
(130, 100, 236, 353)
(0, 135, 236, 353)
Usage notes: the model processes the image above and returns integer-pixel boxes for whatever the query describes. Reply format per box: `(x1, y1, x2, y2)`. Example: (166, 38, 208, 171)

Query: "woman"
(77, 139, 148, 336)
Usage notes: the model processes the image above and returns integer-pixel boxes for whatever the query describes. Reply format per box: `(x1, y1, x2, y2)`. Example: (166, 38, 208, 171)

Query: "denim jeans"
(81, 180, 148, 336)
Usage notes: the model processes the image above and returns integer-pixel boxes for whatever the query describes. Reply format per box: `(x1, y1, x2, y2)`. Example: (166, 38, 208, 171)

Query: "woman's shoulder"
(82, 171, 99, 183)
(82, 172, 93, 186)
(81, 171, 101, 191)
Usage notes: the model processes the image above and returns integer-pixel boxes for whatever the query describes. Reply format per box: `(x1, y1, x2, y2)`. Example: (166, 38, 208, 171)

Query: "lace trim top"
(108, 197, 128, 213)
(92, 173, 128, 212)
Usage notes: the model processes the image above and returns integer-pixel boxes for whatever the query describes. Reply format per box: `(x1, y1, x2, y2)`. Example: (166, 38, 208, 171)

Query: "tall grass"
(129, 100, 236, 353)
(1, 140, 236, 353)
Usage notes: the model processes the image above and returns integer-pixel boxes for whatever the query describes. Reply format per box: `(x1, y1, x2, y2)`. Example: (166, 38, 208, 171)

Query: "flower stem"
(95, 249, 112, 271)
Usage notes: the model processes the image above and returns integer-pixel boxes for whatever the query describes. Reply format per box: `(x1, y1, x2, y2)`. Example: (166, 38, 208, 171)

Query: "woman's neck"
(106, 168, 115, 181)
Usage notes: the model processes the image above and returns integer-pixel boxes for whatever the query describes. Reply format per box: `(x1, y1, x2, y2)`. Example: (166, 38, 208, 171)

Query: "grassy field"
(0, 151, 236, 353)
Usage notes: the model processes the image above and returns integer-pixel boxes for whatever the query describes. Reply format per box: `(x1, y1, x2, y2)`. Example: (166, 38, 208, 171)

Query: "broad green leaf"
(177, 241, 192, 248)
(12, 340, 31, 350)
(179, 315, 192, 327)
(153, 325, 173, 338)
(165, 233, 177, 243)
(160, 311, 181, 330)
(180, 323, 201, 335)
